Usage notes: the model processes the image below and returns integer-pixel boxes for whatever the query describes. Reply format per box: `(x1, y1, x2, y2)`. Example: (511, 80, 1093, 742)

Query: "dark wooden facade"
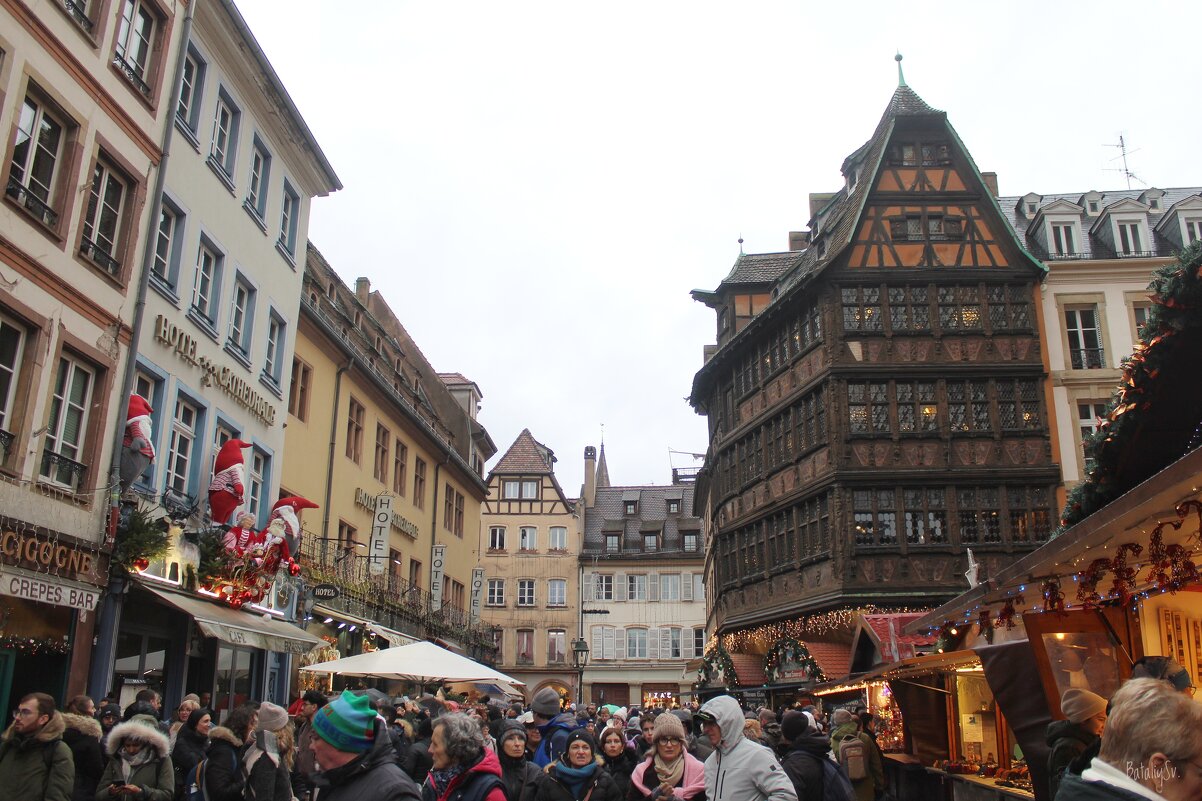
(690, 85, 1061, 637)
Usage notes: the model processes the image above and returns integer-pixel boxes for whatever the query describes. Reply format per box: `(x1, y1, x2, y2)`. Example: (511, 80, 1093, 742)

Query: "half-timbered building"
(688, 76, 1061, 684)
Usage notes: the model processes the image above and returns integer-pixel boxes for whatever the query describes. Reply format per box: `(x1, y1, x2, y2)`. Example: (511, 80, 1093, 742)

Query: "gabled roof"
(806, 641, 854, 680)
(1156, 194, 1202, 231)
(490, 429, 554, 475)
(1088, 197, 1151, 234)
(719, 251, 803, 288)
(854, 613, 937, 662)
(582, 483, 702, 556)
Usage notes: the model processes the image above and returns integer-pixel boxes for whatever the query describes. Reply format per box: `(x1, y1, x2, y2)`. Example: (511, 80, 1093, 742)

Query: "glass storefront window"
(114, 631, 168, 707)
(214, 644, 256, 722)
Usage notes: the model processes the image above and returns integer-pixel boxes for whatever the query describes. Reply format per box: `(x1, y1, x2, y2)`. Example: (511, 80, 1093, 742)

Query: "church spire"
(895, 52, 906, 87)
(595, 443, 611, 489)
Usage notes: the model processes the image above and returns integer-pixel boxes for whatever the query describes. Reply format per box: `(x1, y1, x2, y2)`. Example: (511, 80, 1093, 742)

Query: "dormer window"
(1184, 218, 1202, 244)
(1049, 222, 1078, 256)
(1149, 197, 1159, 210)
(605, 533, 619, 552)
(625, 501, 637, 515)
(667, 499, 680, 514)
(1026, 202, 1037, 214)
(847, 168, 858, 191)
(1089, 200, 1099, 214)
(888, 142, 951, 167)
(642, 532, 659, 552)
(1115, 219, 1148, 256)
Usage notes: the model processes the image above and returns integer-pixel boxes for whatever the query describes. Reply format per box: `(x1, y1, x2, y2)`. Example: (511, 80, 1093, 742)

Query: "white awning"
(139, 583, 323, 656)
(368, 622, 420, 647)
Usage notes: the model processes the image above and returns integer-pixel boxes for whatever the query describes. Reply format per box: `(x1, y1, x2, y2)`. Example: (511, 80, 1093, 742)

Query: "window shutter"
(648, 573, 660, 602)
(684, 630, 695, 659)
(582, 573, 594, 603)
(682, 572, 693, 601)
(591, 626, 603, 659)
(694, 574, 705, 602)
(603, 626, 615, 660)
(615, 572, 627, 602)
(648, 628, 660, 660)
(615, 628, 626, 660)
(663, 629, 674, 659)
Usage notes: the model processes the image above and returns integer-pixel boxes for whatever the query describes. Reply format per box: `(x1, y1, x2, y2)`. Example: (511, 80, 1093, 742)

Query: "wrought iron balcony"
(1069, 347, 1106, 370)
(0, 429, 13, 459)
(40, 450, 87, 492)
(112, 55, 151, 96)
(6, 178, 58, 226)
(80, 237, 121, 275)
(63, 0, 94, 30)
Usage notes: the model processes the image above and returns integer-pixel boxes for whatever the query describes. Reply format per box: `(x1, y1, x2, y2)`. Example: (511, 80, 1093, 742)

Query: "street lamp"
(571, 637, 590, 705)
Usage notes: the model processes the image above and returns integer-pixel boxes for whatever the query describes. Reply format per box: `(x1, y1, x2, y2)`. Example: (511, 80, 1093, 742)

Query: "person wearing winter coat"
(777, 711, 829, 801)
(530, 689, 578, 769)
(597, 728, 638, 799)
(244, 702, 296, 801)
(694, 696, 796, 801)
(1057, 678, 1202, 801)
(422, 713, 506, 801)
(1046, 689, 1107, 801)
(171, 707, 211, 798)
(309, 691, 421, 801)
(205, 703, 258, 801)
(408, 717, 435, 785)
(96, 705, 121, 755)
(628, 715, 705, 801)
(0, 692, 75, 801)
(61, 709, 104, 801)
(94, 716, 173, 801)
(497, 721, 543, 801)
(535, 730, 622, 801)
(828, 710, 881, 801)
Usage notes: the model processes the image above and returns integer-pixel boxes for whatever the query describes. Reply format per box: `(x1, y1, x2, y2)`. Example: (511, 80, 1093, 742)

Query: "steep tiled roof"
(720, 252, 802, 287)
(730, 653, 768, 687)
(582, 484, 703, 557)
(806, 641, 853, 680)
(437, 372, 472, 385)
(491, 429, 553, 475)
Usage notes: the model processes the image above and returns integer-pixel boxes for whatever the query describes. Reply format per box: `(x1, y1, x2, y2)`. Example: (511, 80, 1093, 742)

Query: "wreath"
(698, 643, 738, 687)
(763, 637, 827, 683)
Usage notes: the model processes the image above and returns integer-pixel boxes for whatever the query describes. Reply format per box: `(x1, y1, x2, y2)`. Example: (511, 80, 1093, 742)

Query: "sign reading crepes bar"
(0, 567, 100, 610)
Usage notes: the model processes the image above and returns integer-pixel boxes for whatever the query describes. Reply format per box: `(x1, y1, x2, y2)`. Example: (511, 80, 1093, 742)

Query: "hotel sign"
(154, 315, 277, 426)
(353, 488, 420, 539)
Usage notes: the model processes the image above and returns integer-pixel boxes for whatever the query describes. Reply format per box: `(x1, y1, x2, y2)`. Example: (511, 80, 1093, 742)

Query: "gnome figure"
(119, 394, 156, 490)
(267, 496, 319, 560)
(222, 511, 260, 556)
(208, 439, 252, 525)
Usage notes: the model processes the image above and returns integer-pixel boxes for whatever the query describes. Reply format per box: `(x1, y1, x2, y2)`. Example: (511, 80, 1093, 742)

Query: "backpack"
(819, 758, 856, 801)
(186, 749, 237, 801)
(836, 735, 867, 781)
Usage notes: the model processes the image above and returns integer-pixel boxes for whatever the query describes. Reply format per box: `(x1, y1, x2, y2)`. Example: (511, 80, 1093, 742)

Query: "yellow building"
(480, 431, 581, 702)
(283, 244, 496, 671)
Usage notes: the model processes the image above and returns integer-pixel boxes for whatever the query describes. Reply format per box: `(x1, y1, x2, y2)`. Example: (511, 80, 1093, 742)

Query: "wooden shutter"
(684, 630, 695, 659)
(615, 572, 627, 602)
(592, 626, 603, 659)
(694, 574, 705, 602)
(615, 628, 626, 660)
(648, 573, 660, 602)
(682, 572, 694, 601)
(662, 628, 674, 659)
(648, 628, 660, 659)
(602, 626, 615, 660)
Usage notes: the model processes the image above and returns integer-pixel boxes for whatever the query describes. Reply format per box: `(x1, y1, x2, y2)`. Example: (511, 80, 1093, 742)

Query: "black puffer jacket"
(171, 723, 207, 797)
(61, 713, 104, 801)
(779, 730, 831, 801)
(499, 752, 544, 801)
(536, 761, 623, 801)
(1046, 720, 1098, 801)
(204, 726, 245, 801)
(1054, 771, 1149, 801)
(311, 721, 421, 801)
(600, 748, 638, 799)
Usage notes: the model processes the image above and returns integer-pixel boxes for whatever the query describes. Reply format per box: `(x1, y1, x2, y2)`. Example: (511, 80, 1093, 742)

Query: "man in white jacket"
(696, 695, 798, 801)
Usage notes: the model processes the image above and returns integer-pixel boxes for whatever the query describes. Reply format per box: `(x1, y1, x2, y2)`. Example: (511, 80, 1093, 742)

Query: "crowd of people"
(3, 665, 1200, 801)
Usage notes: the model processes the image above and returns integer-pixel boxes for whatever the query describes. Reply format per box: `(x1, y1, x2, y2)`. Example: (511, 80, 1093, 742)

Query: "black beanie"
(564, 729, 597, 759)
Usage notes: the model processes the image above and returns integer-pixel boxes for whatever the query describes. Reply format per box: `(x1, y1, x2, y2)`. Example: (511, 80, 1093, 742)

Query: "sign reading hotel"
(369, 494, 391, 575)
(430, 545, 446, 612)
(469, 567, 484, 624)
(153, 315, 277, 426)
(354, 488, 420, 538)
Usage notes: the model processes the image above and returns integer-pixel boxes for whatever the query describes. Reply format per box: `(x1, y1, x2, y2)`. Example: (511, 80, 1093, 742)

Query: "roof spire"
(895, 51, 906, 87)
(738, 235, 745, 255)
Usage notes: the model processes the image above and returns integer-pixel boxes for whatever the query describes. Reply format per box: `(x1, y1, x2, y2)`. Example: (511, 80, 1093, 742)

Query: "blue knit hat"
(312, 691, 377, 753)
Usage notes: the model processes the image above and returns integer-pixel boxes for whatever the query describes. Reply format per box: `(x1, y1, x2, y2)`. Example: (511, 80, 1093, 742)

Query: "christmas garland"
(763, 637, 827, 683)
(112, 502, 171, 571)
(1061, 242, 1202, 531)
(698, 644, 738, 687)
(0, 636, 70, 655)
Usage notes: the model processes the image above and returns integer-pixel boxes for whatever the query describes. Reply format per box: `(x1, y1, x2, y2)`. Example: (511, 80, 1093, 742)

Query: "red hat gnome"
(208, 439, 251, 525)
(267, 496, 319, 560)
(119, 394, 156, 489)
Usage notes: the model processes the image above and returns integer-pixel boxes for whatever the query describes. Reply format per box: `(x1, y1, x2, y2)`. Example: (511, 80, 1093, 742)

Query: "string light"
(720, 605, 925, 652)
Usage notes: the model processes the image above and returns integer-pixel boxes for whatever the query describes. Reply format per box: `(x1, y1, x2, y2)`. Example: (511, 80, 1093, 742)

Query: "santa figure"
(267, 496, 319, 561)
(222, 511, 261, 556)
(208, 439, 251, 525)
(119, 394, 156, 490)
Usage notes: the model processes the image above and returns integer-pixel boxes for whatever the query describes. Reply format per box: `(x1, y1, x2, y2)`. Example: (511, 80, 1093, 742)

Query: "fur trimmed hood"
(61, 712, 102, 739)
(104, 719, 170, 758)
(208, 726, 243, 748)
(1, 709, 66, 745)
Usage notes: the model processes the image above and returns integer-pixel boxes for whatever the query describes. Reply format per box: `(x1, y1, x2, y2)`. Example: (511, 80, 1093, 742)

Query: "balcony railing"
(80, 237, 121, 275)
(1069, 347, 1106, 370)
(6, 178, 58, 226)
(0, 429, 13, 459)
(63, 0, 94, 30)
(40, 450, 87, 492)
(112, 55, 151, 96)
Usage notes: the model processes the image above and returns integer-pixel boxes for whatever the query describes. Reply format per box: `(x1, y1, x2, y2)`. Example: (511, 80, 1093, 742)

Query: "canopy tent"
(300, 640, 525, 685)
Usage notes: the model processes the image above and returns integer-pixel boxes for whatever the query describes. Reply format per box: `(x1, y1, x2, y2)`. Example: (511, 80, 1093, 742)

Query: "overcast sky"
(235, 0, 1202, 495)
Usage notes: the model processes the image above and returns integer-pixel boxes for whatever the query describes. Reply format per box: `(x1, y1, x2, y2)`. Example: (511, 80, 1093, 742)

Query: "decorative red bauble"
(132, 557, 150, 572)
(288, 561, 301, 576)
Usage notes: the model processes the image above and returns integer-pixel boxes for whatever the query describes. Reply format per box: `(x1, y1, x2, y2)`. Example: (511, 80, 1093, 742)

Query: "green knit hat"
(312, 691, 377, 753)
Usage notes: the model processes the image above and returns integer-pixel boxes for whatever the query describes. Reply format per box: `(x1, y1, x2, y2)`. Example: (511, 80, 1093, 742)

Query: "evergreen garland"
(763, 637, 827, 683)
(1060, 242, 1202, 532)
(112, 502, 171, 571)
(194, 528, 228, 588)
(698, 643, 738, 687)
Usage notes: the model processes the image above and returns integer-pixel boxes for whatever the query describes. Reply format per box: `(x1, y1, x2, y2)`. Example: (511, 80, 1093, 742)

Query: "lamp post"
(571, 637, 590, 705)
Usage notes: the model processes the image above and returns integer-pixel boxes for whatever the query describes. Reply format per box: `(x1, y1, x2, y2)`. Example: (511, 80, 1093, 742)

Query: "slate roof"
(595, 444, 611, 489)
(999, 187, 1202, 260)
(490, 428, 554, 475)
(582, 484, 703, 558)
(720, 252, 803, 287)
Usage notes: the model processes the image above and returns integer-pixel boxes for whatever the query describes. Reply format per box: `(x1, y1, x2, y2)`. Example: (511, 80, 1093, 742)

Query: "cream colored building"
(1000, 187, 1202, 491)
(579, 447, 707, 709)
(284, 247, 497, 667)
(480, 430, 580, 701)
(0, 0, 187, 704)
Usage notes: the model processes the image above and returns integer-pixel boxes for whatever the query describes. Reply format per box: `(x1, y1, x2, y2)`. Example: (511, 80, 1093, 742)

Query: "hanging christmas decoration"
(1077, 558, 1110, 609)
(719, 606, 926, 652)
(1041, 578, 1065, 614)
(763, 637, 827, 683)
(997, 595, 1024, 629)
(698, 644, 737, 687)
(0, 636, 70, 655)
(200, 498, 317, 608)
(1109, 543, 1143, 605)
(976, 608, 994, 643)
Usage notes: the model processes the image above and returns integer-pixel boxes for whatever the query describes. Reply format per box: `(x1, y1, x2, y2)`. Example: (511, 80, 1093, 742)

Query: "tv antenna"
(1105, 135, 1145, 189)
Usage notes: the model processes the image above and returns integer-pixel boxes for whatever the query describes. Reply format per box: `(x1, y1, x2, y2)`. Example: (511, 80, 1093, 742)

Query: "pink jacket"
(629, 753, 707, 800)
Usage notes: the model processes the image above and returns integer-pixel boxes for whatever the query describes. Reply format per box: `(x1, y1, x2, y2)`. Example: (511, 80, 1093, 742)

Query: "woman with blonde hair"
(242, 702, 296, 801)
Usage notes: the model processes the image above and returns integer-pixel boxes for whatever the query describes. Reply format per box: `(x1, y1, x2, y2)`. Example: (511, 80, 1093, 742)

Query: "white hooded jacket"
(699, 696, 797, 801)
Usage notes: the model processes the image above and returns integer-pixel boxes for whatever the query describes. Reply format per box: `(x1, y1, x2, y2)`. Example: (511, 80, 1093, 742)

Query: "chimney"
(355, 277, 370, 305)
(980, 172, 999, 198)
(583, 446, 597, 508)
(788, 231, 811, 251)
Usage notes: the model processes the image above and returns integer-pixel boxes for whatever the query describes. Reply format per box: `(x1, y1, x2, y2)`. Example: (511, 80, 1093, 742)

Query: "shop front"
(0, 522, 104, 709)
(641, 683, 680, 710)
(112, 579, 321, 719)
